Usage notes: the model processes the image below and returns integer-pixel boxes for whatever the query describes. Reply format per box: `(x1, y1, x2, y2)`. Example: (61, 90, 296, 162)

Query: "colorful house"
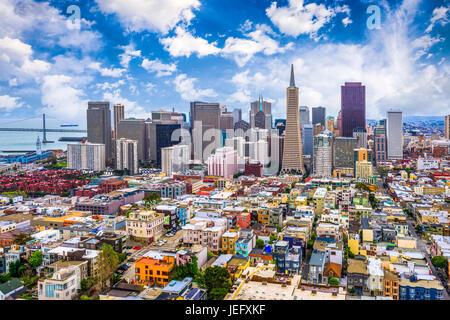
(134, 255, 175, 287)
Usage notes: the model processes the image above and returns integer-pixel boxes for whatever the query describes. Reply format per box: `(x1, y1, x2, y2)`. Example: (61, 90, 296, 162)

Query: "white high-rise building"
(313, 133, 333, 177)
(225, 136, 245, 171)
(207, 147, 238, 178)
(115, 138, 138, 175)
(248, 139, 268, 168)
(387, 110, 403, 160)
(161, 144, 190, 175)
(67, 142, 105, 171)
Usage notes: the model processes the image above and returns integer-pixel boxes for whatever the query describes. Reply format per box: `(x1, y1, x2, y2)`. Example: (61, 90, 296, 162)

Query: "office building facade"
(68, 142, 105, 171)
(387, 110, 403, 160)
(313, 133, 333, 177)
(87, 102, 112, 160)
(115, 138, 138, 175)
(312, 106, 326, 127)
(340, 82, 366, 137)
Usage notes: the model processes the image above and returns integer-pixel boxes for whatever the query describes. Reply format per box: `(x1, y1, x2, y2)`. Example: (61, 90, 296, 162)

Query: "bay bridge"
(0, 114, 86, 143)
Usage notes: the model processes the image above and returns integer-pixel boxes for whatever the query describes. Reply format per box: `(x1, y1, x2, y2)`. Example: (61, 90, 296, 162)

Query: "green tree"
(8, 260, 24, 277)
(0, 273, 11, 283)
(328, 277, 339, 286)
(197, 266, 231, 300)
(269, 234, 278, 244)
(255, 239, 265, 249)
(29, 251, 43, 270)
(97, 244, 119, 291)
(171, 256, 199, 281)
(80, 277, 96, 292)
(431, 256, 447, 269)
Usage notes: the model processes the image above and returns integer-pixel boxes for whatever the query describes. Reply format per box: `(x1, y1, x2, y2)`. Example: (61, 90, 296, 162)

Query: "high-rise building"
(87, 102, 112, 160)
(340, 82, 366, 137)
(312, 106, 326, 127)
(250, 95, 272, 129)
(190, 101, 221, 161)
(152, 110, 184, 125)
(207, 147, 238, 178)
(374, 120, 387, 164)
(313, 133, 333, 177)
(444, 115, 450, 139)
(355, 161, 373, 180)
(117, 119, 147, 162)
(161, 144, 190, 175)
(333, 137, 358, 173)
(113, 104, 124, 139)
(220, 112, 234, 131)
(353, 127, 368, 149)
(387, 110, 403, 160)
(326, 116, 335, 133)
(232, 109, 242, 124)
(354, 148, 373, 174)
(115, 138, 138, 175)
(281, 64, 305, 175)
(147, 121, 182, 165)
(302, 124, 314, 158)
(67, 142, 105, 171)
(299, 106, 310, 127)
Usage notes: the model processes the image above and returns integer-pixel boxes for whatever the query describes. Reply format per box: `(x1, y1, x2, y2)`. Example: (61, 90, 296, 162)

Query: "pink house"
(207, 147, 238, 179)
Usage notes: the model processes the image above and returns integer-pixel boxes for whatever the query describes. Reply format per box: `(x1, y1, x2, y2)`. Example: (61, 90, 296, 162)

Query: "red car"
(133, 246, 142, 250)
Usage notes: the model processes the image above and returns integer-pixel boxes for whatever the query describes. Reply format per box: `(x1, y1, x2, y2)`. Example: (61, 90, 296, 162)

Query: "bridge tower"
(42, 113, 54, 143)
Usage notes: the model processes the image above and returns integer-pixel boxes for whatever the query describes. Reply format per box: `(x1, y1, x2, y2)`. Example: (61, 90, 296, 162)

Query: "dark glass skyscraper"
(87, 101, 112, 160)
(312, 106, 326, 126)
(340, 82, 366, 137)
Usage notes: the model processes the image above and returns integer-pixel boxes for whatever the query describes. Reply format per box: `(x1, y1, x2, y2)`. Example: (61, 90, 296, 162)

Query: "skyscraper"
(374, 120, 387, 164)
(333, 137, 358, 173)
(250, 95, 272, 129)
(281, 64, 305, 175)
(312, 106, 326, 127)
(161, 144, 189, 175)
(340, 82, 366, 137)
(387, 110, 403, 160)
(113, 104, 124, 139)
(232, 109, 242, 124)
(353, 127, 368, 149)
(326, 116, 335, 133)
(302, 124, 314, 158)
(190, 101, 221, 161)
(445, 115, 450, 139)
(299, 106, 310, 127)
(207, 147, 238, 178)
(87, 102, 112, 160)
(115, 138, 138, 175)
(117, 119, 147, 162)
(313, 133, 333, 177)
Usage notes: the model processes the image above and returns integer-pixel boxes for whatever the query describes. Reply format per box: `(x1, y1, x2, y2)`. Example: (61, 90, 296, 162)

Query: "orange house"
(134, 255, 175, 287)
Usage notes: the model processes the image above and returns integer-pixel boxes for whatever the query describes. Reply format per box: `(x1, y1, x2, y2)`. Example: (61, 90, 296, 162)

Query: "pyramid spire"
(289, 64, 296, 87)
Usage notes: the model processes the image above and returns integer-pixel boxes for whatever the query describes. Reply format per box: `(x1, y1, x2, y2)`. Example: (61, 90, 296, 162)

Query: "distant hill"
(403, 115, 445, 122)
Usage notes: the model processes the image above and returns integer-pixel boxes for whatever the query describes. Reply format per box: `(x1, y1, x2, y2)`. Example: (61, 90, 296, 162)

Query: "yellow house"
(362, 229, 374, 242)
(312, 187, 327, 215)
(348, 235, 360, 256)
(396, 237, 417, 249)
(222, 231, 239, 255)
(227, 256, 250, 281)
(295, 196, 308, 207)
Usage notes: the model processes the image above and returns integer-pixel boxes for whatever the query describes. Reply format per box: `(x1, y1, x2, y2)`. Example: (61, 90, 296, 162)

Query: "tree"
(328, 277, 339, 286)
(8, 260, 23, 277)
(0, 274, 11, 284)
(118, 252, 127, 264)
(142, 193, 162, 210)
(255, 239, 265, 249)
(171, 256, 199, 281)
(14, 233, 32, 245)
(29, 251, 43, 270)
(97, 244, 119, 291)
(431, 256, 447, 269)
(80, 277, 96, 292)
(269, 234, 278, 244)
(197, 266, 231, 300)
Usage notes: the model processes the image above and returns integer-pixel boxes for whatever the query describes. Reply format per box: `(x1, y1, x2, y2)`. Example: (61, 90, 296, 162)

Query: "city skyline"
(0, 0, 449, 125)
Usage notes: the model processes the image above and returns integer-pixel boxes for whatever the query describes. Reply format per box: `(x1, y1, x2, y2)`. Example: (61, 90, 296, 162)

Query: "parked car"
(128, 258, 136, 263)
(133, 245, 142, 250)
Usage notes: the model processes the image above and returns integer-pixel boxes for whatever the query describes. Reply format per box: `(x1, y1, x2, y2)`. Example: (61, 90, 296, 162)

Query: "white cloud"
(174, 74, 217, 101)
(228, 0, 449, 120)
(0, 37, 51, 82)
(96, 80, 126, 91)
(103, 89, 148, 119)
(95, 0, 201, 33)
(118, 44, 142, 68)
(88, 62, 126, 77)
(160, 27, 221, 58)
(40, 75, 87, 120)
(222, 25, 294, 67)
(425, 6, 450, 32)
(266, 0, 338, 39)
(141, 58, 177, 77)
(0, 95, 25, 111)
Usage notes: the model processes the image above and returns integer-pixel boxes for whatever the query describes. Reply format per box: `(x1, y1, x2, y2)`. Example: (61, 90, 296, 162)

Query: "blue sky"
(0, 0, 449, 127)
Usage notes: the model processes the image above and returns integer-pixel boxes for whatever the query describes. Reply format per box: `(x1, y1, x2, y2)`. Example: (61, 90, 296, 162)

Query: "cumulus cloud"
(0, 95, 25, 111)
(160, 27, 221, 58)
(103, 89, 148, 119)
(425, 6, 450, 32)
(118, 43, 142, 68)
(174, 74, 217, 101)
(222, 24, 294, 67)
(40, 75, 87, 120)
(88, 62, 126, 77)
(141, 58, 177, 77)
(229, 0, 449, 120)
(94, 0, 201, 33)
(266, 0, 339, 39)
